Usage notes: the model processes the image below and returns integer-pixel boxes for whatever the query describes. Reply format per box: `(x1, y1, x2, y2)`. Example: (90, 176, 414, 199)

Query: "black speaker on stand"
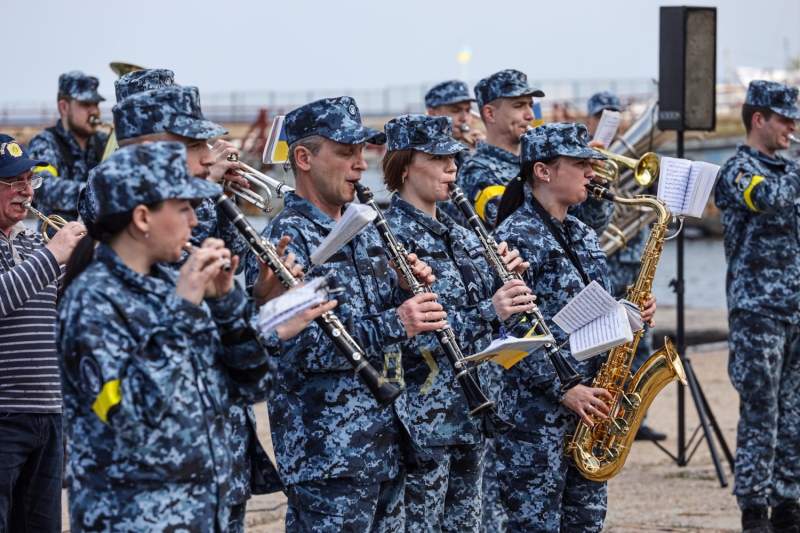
(651, 5, 735, 488)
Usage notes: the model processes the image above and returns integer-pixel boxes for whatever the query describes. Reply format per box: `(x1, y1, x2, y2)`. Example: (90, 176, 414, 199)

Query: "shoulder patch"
(79, 356, 102, 396)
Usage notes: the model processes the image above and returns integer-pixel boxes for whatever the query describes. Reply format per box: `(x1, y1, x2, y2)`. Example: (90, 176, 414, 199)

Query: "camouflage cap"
(474, 69, 544, 110)
(587, 91, 622, 116)
(284, 96, 386, 146)
(113, 86, 228, 141)
(520, 123, 606, 164)
(385, 114, 467, 155)
(745, 80, 800, 120)
(0, 134, 49, 179)
(58, 71, 105, 103)
(115, 69, 175, 102)
(90, 142, 222, 218)
(424, 80, 476, 109)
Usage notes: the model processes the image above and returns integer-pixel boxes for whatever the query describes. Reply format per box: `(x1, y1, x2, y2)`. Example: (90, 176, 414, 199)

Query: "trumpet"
(22, 201, 67, 242)
(183, 243, 231, 272)
(590, 148, 660, 188)
(88, 116, 113, 129)
(789, 134, 800, 143)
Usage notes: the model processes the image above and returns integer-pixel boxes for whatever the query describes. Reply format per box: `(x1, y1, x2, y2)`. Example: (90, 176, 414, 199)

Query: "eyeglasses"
(0, 175, 43, 193)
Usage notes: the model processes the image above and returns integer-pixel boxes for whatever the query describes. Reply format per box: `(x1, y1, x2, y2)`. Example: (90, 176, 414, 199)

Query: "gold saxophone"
(563, 184, 687, 482)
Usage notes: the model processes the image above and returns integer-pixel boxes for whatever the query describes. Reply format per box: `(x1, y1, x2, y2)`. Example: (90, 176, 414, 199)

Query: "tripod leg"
(684, 359, 728, 487)
(694, 368, 736, 469)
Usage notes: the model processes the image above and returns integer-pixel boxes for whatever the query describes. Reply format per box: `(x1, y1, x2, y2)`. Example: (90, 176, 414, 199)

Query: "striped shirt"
(0, 222, 62, 413)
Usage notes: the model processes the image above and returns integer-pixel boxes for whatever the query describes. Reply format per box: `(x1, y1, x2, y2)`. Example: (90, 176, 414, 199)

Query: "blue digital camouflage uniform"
(383, 113, 496, 533)
(424, 79, 477, 171)
(586, 92, 622, 117)
(245, 97, 407, 532)
(27, 71, 108, 229)
(491, 123, 609, 533)
(714, 80, 800, 512)
(55, 143, 278, 533)
(102, 84, 248, 270)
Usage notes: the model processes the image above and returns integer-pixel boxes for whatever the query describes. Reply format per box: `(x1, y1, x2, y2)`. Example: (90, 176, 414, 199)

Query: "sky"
(0, 0, 798, 105)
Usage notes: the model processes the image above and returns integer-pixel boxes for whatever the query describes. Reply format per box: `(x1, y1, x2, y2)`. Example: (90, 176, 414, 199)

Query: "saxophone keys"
(620, 392, 642, 411)
(609, 418, 630, 436)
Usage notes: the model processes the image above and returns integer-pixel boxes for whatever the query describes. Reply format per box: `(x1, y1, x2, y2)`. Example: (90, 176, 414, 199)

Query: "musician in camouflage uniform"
(380, 114, 535, 532)
(78, 71, 249, 272)
(27, 71, 108, 235)
(492, 123, 656, 532)
(77, 72, 283, 532)
(244, 97, 444, 533)
(715, 80, 800, 533)
(55, 142, 327, 532)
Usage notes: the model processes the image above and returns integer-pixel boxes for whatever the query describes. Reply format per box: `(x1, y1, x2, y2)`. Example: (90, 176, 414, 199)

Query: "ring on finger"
(425, 312, 430, 321)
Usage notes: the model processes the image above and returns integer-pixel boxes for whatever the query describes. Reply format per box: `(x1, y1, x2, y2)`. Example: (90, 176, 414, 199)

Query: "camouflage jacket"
(56, 244, 276, 533)
(715, 143, 800, 324)
(384, 195, 499, 448)
(492, 195, 609, 440)
(456, 142, 519, 227)
(606, 228, 647, 299)
(27, 121, 108, 222)
(244, 192, 408, 486)
(567, 194, 615, 236)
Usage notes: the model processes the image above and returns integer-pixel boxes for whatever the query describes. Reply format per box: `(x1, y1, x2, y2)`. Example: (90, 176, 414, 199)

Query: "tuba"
(564, 184, 687, 481)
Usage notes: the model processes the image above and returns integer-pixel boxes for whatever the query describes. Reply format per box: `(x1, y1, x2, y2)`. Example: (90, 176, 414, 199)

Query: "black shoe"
(742, 505, 773, 533)
(634, 425, 667, 441)
(771, 500, 800, 533)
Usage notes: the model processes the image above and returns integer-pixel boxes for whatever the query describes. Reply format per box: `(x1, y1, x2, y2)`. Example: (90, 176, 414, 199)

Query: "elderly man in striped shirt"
(0, 134, 85, 532)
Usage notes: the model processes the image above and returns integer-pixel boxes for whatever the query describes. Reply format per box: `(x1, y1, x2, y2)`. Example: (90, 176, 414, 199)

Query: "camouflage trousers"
(728, 310, 800, 510)
(497, 434, 606, 532)
(284, 473, 405, 533)
(228, 503, 245, 533)
(404, 441, 484, 533)
(481, 361, 507, 533)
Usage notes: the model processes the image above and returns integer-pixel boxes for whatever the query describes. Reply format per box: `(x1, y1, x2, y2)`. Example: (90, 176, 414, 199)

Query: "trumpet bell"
(22, 201, 68, 243)
(592, 148, 660, 188)
(109, 62, 146, 77)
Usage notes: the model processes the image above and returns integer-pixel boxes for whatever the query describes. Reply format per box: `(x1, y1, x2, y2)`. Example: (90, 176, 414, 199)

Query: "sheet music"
(309, 203, 377, 265)
(570, 306, 633, 361)
(686, 162, 721, 218)
(257, 277, 329, 335)
(552, 280, 619, 333)
(657, 156, 693, 215)
(462, 334, 554, 369)
(593, 110, 622, 148)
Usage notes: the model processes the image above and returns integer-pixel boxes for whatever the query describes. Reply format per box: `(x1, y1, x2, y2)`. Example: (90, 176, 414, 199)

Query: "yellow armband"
(473, 185, 506, 222)
(92, 379, 122, 423)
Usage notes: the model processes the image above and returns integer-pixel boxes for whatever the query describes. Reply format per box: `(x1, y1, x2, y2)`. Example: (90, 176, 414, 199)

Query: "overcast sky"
(1, 0, 798, 105)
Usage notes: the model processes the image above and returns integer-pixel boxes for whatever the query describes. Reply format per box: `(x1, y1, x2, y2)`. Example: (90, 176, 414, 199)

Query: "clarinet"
(448, 182, 584, 392)
(215, 194, 403, 409)
(354, 183, 513, 436)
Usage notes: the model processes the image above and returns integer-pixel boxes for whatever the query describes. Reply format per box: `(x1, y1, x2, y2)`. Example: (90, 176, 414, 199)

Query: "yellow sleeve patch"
(742, 175, 765, 212)
(34, 164, 58, 178)
(473, 185, 506, 222)
(92, 379, 122, 424)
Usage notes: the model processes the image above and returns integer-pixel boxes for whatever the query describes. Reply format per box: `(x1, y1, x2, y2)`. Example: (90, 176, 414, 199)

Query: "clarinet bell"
(552, 352, 585, 392)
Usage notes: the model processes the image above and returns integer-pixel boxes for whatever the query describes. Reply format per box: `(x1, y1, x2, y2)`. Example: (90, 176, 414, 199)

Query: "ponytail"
(494, 157, 561, 229)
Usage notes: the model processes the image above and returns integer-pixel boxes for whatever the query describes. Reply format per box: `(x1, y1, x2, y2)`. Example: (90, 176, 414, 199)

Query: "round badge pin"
(7, 144, 22, 158)
(348, 104, 356, 116)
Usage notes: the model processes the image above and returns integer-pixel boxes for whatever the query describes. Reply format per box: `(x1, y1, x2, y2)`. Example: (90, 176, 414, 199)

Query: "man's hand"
(176, 238, 234, 304)
(561, 385, 613, 427)
(252, 236, 304, 307)
(396, 293, 446, 338)
(207, 139, 249, 187)
(390, 253, 435, 291)
(45, 221, 87, 265)
(276, 298, 338, 341)
(587, 139, 609, 185)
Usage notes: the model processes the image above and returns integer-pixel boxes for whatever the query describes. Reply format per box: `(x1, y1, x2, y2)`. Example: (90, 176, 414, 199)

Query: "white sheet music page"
(309, 203, 377, 265)
(657, 156, 693, 215)
(570, 306, 634, 361)
(686, 162, 721, 218)
(552, 280, 619, 334)
(593, 110, 622, 148)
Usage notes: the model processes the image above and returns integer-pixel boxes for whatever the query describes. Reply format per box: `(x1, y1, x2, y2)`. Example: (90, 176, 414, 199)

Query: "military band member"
(492, 123, 656, 532)
(56, 142, 329, 532)
(425, 80, 482, 166)
(584, 92, 664, 442)
(715, 80, 800, 533)
(244, 97, 445, 533)
(27, 71, 108, 236)
(380, 114, 535, 533)
(0, 135, 85, 532)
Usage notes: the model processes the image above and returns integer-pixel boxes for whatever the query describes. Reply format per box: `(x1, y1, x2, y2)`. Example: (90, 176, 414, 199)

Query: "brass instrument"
(788, 134, 800, 143)
(590, 149, 660, 188)
(22, 201, 67, 242)
(88, 116, 113, 129)
(564, 184, 687, 481)
(216, 150, 294, 213)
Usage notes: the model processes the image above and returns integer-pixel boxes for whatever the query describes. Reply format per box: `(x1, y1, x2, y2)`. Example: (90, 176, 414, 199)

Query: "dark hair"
(287, 135, 325, 173)
(494, 156, 559, 228)
(381, 150, 416, 192)
(742, 104, 774, 134)
(58, 202, 164, 301)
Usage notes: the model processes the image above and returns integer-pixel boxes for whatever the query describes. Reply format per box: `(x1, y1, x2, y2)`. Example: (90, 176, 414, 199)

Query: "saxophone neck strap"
(530, 195, 592, 287)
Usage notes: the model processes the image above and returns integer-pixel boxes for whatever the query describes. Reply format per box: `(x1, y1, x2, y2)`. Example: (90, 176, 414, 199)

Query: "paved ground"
(62, 340, 741, 532)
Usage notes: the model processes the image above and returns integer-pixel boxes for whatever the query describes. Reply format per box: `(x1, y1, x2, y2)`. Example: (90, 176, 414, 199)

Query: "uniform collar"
(390, 194, 450, 236)
(283, 191, 344, 235)
(737, 143, 790, 168)
(95, 243, 175, 297)
(476, 141, 520, 164)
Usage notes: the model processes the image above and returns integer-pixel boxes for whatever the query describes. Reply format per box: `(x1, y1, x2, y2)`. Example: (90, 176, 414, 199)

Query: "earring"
(144, 232, 149, 239)
(516, 175, 523, 181)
